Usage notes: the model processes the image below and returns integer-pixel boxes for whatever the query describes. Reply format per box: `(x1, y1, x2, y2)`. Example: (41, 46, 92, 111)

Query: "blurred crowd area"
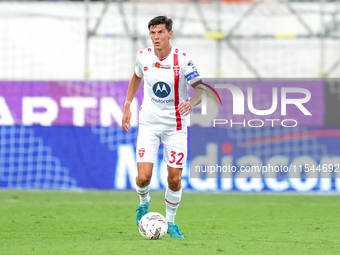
(2, 0, 339, 2)
(0, 0, 338, 80)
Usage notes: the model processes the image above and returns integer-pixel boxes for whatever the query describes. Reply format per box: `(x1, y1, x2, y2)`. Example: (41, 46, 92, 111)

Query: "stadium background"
(0, 0, 340, 192)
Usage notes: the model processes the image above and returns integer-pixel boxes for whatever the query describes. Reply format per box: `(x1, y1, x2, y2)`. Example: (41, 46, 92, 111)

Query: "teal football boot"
(136, 195, 151, 226)
(167, 222, 184, 238)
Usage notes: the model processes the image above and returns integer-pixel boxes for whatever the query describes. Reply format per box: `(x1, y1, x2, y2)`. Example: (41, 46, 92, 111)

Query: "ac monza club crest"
(147, 48, 151, 51)
(144, 66, 148, 71)
(139, 51, 143, 53)
(175, 48, 178, 53)
(173, 65, 180, 76)
(139, 148, 146, 158)
(183, 53, 186, 56)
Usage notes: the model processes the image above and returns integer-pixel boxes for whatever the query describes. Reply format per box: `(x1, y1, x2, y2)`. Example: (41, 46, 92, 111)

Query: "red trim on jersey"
(158, 47, 172, 61)
(173, 54, 182, 131)
(165, 198, 180, 206)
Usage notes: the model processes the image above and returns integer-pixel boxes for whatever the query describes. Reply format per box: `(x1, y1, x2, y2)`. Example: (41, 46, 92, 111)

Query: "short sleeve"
(135, 55, 143, 78)
(182, 53, 200, 82)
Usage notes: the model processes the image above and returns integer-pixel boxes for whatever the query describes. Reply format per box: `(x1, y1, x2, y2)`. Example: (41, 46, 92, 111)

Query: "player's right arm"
(122, 72, 143, 133)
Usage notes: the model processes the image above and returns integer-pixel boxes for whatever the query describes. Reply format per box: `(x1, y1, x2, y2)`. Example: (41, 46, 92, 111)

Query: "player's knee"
(136, 175, 151, 186)
(167, 175, 181, 188)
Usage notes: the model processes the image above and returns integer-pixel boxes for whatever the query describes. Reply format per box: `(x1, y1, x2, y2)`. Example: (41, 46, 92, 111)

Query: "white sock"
(165, 187, 182, 223)
(136, 184, 150, 205)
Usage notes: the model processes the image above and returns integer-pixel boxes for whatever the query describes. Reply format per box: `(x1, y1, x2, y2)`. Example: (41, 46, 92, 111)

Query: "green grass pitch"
(1, 191, 340, 255)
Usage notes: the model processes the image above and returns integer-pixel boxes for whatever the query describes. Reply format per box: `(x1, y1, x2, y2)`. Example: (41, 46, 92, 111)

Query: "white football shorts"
(136, 125, 187, 168)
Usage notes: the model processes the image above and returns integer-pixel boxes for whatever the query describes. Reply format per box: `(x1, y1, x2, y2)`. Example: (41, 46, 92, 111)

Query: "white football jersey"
(135, 45, 200, 130)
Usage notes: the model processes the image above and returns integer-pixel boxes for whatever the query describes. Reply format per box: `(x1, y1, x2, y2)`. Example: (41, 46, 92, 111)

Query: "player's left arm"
(178, 52, 203, 116)
(178, 79, 204, 116)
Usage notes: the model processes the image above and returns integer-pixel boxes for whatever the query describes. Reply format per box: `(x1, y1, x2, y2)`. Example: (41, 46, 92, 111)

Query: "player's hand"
(178, 99, 193, 116)
(122, 107, 131, 133)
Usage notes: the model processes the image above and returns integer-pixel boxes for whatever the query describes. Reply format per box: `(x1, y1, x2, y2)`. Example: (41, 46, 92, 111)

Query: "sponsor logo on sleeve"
(188, 61, 197, 70)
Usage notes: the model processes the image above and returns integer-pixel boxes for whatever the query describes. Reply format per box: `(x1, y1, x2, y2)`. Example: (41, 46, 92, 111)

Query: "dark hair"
(148, 16, 173, 32)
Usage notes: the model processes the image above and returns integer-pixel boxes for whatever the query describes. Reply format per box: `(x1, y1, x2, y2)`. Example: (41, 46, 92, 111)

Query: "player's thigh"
(162, 129, 187, 168)
(136, 125, 161, 164)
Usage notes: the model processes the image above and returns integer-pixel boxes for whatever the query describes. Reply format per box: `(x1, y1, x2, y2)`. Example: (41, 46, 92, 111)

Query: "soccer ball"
(138, 212, 168, 240)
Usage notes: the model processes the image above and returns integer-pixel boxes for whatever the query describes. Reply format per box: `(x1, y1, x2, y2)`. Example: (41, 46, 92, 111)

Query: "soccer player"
(122, 16, 204, 238)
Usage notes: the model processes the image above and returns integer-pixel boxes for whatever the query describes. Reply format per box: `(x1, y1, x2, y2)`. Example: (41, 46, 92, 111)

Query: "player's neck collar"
(156, 45, 172, 62)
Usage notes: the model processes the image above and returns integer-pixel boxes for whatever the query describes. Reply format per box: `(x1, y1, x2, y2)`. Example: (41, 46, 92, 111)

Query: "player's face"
(149, 24, 173, 51)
